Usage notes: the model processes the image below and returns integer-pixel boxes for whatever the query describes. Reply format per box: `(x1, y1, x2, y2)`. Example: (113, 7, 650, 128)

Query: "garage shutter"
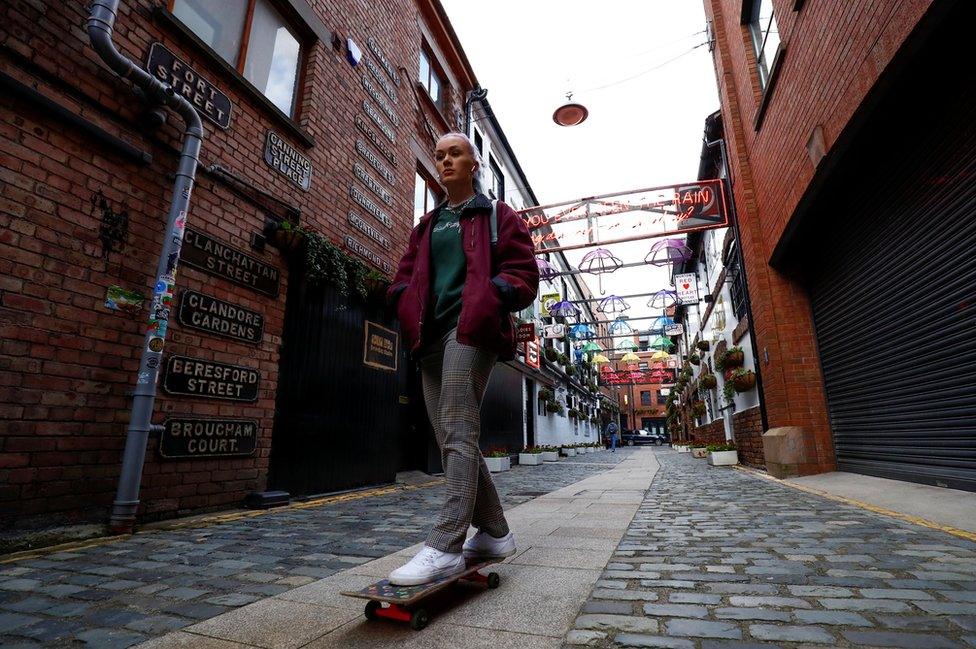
(808, 73, 976, 491)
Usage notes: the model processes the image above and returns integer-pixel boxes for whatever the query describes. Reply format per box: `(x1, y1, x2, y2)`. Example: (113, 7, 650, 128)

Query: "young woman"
(386, 132, 539, 585)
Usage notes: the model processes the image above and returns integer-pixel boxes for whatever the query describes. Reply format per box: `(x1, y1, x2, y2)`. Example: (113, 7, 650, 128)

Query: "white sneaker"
(462, 530, 516, 558)
(388, 546, 465, 586)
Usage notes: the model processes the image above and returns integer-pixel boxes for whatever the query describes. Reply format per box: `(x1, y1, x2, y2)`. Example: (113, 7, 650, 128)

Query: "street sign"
(674, 273, 698, 305)
(516, 322, 536, 343)
(542, 323, 566, 339)
(524, 338, 540, 369)
(664, 323, 684, 336)
(540, 292, 561, 317)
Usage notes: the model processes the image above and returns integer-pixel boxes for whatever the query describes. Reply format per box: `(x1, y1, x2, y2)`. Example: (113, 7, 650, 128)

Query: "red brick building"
(0, 0, 498, 539)
(704, 0, 975, 489)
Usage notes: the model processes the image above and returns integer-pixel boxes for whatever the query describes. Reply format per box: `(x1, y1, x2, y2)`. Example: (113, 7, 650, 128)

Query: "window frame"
(725, 238, 748, 321)
(746, 0, 780, 91)
(167, 0, 307, 120)
(418, 46, 446, 111)
(742, 0, 787, 131)
(487, 155, 504, 201)
(414, 166, 442, 225)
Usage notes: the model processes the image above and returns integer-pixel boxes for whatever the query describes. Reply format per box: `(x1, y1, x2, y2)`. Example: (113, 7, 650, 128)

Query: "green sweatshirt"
(429, 204, 467, 335)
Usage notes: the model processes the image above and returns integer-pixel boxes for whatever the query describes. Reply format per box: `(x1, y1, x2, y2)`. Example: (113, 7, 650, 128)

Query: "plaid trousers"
(419, 329, 510, 553)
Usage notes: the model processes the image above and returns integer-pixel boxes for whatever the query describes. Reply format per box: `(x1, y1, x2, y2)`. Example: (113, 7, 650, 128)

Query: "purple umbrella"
(608, 317, 634, 335)
(647, 289, 678, 308)
(645, 238, 692, 266)
(536, 257, 559, 282)
(597, 295, 630, 314)
(578, 248, 622, 294)
(549, 300, 581, 319)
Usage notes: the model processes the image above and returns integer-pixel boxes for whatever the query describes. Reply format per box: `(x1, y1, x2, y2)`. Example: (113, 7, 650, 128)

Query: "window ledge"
(154, 8, 315, 149)
(753, 44, 786, 132)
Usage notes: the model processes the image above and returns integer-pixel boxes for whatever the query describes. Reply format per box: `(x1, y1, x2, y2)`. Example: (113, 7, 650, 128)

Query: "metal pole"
(88, 0, 205, 533)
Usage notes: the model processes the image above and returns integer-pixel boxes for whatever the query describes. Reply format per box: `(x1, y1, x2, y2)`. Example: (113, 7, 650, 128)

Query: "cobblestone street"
(0, 451, 628, 647)
(567, 451, 976, 648)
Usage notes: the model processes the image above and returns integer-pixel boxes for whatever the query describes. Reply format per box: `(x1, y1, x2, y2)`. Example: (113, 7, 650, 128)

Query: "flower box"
(541, 451, 560, 462)
(674, 444, 690, 453)
(691, 447, 708, 458)
(708, 450, 739, 466)
(518, 452, 543, 466)
(485, 456, 510, 472)
(561, 447, 576, 457)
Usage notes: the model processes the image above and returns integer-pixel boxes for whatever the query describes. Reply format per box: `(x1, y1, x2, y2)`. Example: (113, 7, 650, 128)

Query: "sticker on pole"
(674, 273, 698, 305)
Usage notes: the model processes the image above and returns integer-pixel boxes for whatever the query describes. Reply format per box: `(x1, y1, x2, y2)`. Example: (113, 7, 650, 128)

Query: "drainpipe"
(464, 86, 488, 135)
(87, 0, 205, 533)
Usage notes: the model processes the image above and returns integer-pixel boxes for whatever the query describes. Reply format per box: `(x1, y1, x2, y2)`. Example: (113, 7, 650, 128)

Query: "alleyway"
(2, 448, 975, 648)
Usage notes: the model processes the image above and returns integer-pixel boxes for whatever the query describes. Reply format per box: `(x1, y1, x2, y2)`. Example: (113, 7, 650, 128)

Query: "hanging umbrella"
(582, 341, 603, 353)
(649, 315, 675, 333)
(650, 350, 671, 362)
(568, 323, 596, 340)
(578, 248, 623, 295)
(645, 238, 693, 266)
(536, 257, 559, 282)
(649, 335, 675, 350)
(549, 300, 580, 319)
(592, 353, 610, 365)
(608, 317, 633, 335)
(647, 289, 678, 308)
(615, 338, 638, 352)
(597, 295, 630, 314)
(620, 352, 640, 363)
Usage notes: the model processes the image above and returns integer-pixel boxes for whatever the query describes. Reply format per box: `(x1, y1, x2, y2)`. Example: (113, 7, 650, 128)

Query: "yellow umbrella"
(592, 353, 611, 364)
(620, 352, 640, 363)
(650, 350, 671, 362)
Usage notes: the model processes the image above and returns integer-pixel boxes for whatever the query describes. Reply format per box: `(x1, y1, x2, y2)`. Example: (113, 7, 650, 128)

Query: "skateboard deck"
(341, 557, 502, 630)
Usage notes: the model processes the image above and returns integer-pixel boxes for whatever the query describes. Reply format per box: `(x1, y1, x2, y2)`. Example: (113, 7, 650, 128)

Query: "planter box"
(691, 448, 708, 458)
(561, 448, 576, 457)
(485, 456, 510, 472)
(518, 453, 543, 466)
(673, 444, 689, 452)
(708, 450, 739, 466)
(541, 451, 560, 462)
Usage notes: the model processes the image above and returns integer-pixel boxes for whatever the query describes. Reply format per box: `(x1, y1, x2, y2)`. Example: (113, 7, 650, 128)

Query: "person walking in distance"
(386, 132, 539, 585)
(607, 420, 619, 452)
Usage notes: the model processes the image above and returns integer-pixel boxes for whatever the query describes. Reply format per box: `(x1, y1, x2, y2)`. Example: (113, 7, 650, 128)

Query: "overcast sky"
(440, 0, 720, 327)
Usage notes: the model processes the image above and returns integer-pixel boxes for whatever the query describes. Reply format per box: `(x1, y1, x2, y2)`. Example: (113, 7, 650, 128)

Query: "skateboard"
(341, 557, 502, 630)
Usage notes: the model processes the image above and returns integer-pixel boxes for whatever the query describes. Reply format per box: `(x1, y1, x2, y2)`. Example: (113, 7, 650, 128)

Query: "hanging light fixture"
(553, 92, 589, 127)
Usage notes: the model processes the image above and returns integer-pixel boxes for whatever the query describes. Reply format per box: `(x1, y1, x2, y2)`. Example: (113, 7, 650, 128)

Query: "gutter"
(87, 0, 206, 533)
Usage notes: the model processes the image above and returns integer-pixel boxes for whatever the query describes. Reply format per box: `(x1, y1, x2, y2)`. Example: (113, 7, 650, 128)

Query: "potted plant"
(723, 346, 745, 368)
(696, 340, 710, 352)
(484, 447, 510, 472)
(707, 442, 739, 466)
(539, 387, 554, 402)
(270, 220, 304, 255)
(730, 368, 756, 392)
(699, 373, 717, 390)
(722, 381, 736, 404)
(540, 445, 560, 462)
(561, 445, 576, 457)
(691, 401, 707, 419)
(518, 446, 544, 466)
(544, 346, 559, 363)
(689, 442, 708, 458)
(689, 353, 701, 366)
(545, 400, 562, 415)
(556, 351, 569, 366)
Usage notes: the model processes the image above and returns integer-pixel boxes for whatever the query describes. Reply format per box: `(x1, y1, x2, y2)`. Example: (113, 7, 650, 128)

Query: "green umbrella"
(649, 336, 675, 350)
(582, 341, 603, 353)
(615, 339, 638, 352)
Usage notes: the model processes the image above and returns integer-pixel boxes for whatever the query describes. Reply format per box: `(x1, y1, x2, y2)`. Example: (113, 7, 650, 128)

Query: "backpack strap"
(490, 199, 499, 247)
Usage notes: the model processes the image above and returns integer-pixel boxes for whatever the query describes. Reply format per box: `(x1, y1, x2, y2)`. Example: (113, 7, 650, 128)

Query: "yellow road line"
(1, 479, 444, 564)
(734, 465, 976, 542)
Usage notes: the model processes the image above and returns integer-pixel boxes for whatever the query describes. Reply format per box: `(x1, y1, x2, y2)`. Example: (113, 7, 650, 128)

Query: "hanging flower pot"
(696, 340, 710, 352)
(699, 373, 717, 390)
(273, 226, 304, 256)
(544, 346, 559, 362)
(689, 353, 701, 366)
(691, 401, 707, 418)
(731, 369, 756, 392)
(723, 347, 745, 368)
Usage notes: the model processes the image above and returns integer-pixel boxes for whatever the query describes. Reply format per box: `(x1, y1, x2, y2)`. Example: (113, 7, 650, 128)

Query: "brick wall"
(691, 419, 725, 447)
(0, 0, 464, 529)
(703, 0, 933, 474)
(732, 406, 763, 468)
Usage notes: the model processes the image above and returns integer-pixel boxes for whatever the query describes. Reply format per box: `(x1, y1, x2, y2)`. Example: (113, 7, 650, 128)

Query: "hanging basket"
(273, 228, 305, 256)
(731, 370, 756, 392)
(691, 402, 707, 418)
(724, 348, 745, 368)
(696, 340, 710, 352)
(689, 354, 701, 366)
(699, 373, 717, 390)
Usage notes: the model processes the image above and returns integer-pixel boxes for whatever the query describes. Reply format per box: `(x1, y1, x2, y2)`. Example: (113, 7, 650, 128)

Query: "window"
(640, 391, 651, 406)
(747, 0, 780, 90)
(487, 156, 504, 200)
(726, 239, 748, 320)
(418, 49, 444, 108)
(473, 130, 484, 154)
(171, 0, 302, 116)
(414, 169, 441, 225)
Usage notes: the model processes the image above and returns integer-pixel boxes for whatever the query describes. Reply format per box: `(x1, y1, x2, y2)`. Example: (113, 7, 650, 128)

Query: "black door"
(268, 278, 407, 496)
(804, 1, 976, 491)
(524, 378, 535, 447)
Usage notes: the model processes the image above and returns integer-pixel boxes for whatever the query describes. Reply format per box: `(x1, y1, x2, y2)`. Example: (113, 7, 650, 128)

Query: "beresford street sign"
(163, 355, 260, 402)
(146, 43, 232, 129)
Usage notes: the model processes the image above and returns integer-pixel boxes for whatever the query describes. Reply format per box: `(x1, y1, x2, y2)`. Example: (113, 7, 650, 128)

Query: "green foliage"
(707, 443, 737, 452)
(297, 227, 370, 301)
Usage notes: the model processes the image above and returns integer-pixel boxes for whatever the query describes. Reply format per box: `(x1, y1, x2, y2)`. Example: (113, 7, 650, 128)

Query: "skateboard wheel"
(487, 572, 500, 589)
(410, 608, 429, 630)
(364, 600, 381, 620)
